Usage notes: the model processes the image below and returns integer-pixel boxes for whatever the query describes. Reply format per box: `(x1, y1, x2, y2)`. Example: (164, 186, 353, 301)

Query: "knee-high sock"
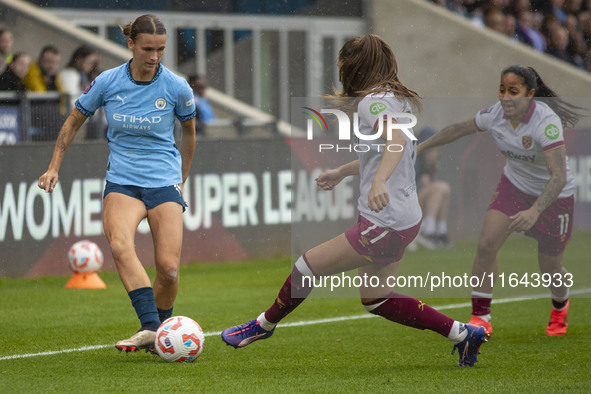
(128, 287, 160, 331)
(158, 307, 174, 323)
(364, 292, 454, 337)
(471, 291, 493, 317)
(264, 255, 314, 324)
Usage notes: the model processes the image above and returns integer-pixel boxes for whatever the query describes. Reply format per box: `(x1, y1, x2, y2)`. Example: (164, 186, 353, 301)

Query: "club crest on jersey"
(155, 98, 167, 110)
(522, 136, 532, 149)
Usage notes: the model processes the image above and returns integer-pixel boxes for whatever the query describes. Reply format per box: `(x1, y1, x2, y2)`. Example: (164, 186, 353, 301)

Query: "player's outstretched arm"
(316, 159, 360, 191)
(38, 108, 88, 193)
(178, 117, 196, 194)
(418, 118, 478, 153)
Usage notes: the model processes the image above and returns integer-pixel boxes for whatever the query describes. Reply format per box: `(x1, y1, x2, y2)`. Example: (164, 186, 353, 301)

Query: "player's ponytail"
(120, 14, 167, 41)
(502, 65, 583, 128)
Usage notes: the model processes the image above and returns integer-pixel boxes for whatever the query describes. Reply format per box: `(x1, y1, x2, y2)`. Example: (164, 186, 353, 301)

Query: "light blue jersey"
(76, 61, 196, 187)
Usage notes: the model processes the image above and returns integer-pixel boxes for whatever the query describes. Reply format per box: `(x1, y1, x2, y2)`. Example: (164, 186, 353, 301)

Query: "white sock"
(422, 216, 436, 235)
(257, 312, 276, 332)
(436, 221, 447, 235)
(550, 287, 569, 304)
(475, 313, 491, 322)
(448, 321, 468, 344)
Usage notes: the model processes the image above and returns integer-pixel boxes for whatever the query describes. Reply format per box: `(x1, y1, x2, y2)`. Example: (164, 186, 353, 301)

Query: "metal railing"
(0, 92, 70, 144)
(0, 91, 282, 144)
(47, 9, 366, 122)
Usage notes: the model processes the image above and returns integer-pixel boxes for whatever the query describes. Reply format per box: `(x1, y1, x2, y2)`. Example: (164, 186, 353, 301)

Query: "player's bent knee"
(438, 181, 451, 197)
(476, 237, 501, 257)
(106, 236, 133, 261)
(156, 264, 180, 284)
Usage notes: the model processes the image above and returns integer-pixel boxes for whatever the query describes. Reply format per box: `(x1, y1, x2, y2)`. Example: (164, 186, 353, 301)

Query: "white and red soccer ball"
(68, 240, 104, 273)
(155, 316, 205, 363)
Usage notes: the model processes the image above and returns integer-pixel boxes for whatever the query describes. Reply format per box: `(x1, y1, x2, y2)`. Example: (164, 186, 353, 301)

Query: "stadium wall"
(368, 0, 591, 98)
(2, 133, 591, 278)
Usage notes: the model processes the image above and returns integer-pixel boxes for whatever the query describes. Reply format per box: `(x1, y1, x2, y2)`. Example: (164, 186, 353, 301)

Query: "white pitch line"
(2, 288, 589, 361)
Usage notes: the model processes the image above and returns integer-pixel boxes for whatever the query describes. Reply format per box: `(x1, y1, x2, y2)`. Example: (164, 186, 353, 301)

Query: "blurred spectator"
(414, 127, 452, 249)
(429, 0, 591, 73)
(23, 45, 62, 92)
(188, 74, 216, 137)
(83, 50, 107, 140)
(445, 0, 470, 17)
(0, 29, 14, 74)
(59, 45, 103, 140)
(87, 55, 102, 82)
(484, 7, 507, 33)
(549, 0, 568, 23)
(564, 0, 583, 14)
(564, 13, 580, 40)
(546, 25, 575, 62)
(505, 14, 520, 40)
(516, 10, 547, 51)
(0, 52, 31, 92)
(59, 46, 100, 111)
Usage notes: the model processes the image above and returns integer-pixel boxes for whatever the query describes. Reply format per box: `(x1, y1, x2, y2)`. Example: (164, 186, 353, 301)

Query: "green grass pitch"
(1, 232, 590, 392)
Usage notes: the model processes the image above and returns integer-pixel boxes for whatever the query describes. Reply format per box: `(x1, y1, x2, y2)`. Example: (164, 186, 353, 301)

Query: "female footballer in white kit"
(221, 34, 488, 367)
(418, 65, 581, 337)
(38, 14, 197, 352)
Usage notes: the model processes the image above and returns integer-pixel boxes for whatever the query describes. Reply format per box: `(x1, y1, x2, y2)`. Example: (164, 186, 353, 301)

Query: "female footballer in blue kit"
(418, 66, 581, 337)
(221, 34, 487, 367)
(38, 14, 196, 351)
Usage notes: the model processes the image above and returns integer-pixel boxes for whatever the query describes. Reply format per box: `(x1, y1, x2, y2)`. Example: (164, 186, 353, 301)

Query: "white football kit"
(355, 93, 422, 231)
(474, 100, 574, 199)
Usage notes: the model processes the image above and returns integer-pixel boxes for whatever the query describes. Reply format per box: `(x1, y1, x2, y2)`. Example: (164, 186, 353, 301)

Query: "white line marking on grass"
(2, 288, 589, 361)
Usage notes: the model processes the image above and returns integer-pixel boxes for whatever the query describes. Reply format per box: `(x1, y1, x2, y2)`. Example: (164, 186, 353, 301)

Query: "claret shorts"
(345, 215, 421, 265)
(489, 174, 574, 256)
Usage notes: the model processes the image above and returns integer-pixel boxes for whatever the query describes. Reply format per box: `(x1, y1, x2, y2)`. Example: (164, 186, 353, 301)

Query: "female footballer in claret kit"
(221, 34, 488, 367)
(419, 65, 581, 337)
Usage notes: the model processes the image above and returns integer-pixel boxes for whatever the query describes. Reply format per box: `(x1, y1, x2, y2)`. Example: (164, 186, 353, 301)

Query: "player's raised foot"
(469, 315, 492, 336)
(221, 318, 274, 348)
(414, 233, 437, 250)
(434, 234, 453, 249)
(115, 329, 157, 353)
(451, 324, 488, 367)
(546, 300, 569, 336)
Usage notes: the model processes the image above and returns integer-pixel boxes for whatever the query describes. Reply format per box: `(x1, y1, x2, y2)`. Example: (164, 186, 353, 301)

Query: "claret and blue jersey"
(76, 60, 196, 188)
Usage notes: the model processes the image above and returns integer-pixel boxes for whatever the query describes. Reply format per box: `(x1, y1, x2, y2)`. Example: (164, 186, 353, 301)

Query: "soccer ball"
(155, 316, 205, 363)
(68, 240, 104, 273)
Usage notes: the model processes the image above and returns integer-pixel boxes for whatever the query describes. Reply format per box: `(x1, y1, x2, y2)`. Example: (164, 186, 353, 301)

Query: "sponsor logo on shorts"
(544, 124, 560, 140)
(489, 191, 499, 204)
(359, 235, 369, 248)
(522, 136, 532, 149)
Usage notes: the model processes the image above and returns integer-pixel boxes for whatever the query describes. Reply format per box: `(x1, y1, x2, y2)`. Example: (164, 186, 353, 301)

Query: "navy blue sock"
(158, 307, 173, 323)
(128, 287, 160, 331)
